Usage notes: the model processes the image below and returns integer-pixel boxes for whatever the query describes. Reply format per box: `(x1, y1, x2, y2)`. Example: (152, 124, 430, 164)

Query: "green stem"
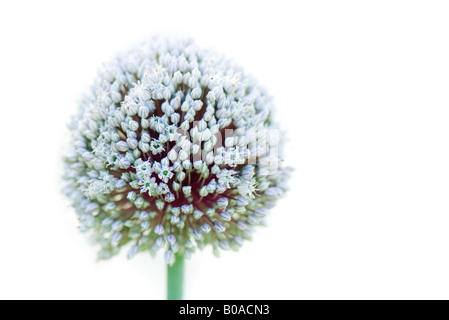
(167, 253, 184, 300)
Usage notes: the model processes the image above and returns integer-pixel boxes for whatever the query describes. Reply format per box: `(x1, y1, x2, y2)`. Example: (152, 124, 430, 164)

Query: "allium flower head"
(63, 37, 290, 263)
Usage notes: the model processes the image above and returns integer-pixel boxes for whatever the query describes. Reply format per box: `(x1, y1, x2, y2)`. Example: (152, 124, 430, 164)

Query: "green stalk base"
(167, 253, 184, 300)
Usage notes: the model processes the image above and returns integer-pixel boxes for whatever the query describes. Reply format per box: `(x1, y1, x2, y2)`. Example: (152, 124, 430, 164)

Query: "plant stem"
(167, 253, 184, 300)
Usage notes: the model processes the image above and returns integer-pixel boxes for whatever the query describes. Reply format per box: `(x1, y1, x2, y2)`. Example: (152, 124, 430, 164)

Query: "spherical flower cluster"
(63, 37, 290, 263)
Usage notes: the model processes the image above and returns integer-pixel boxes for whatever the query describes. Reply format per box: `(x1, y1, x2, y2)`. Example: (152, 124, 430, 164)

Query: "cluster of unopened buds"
(63, 37, 290, 264)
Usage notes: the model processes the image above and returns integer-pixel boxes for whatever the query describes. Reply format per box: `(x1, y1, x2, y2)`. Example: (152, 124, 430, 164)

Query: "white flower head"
(63, 36, 290, 263)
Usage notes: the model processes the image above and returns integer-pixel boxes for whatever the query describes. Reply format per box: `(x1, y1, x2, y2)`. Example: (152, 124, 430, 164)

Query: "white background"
(0, 0, 448, 300)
